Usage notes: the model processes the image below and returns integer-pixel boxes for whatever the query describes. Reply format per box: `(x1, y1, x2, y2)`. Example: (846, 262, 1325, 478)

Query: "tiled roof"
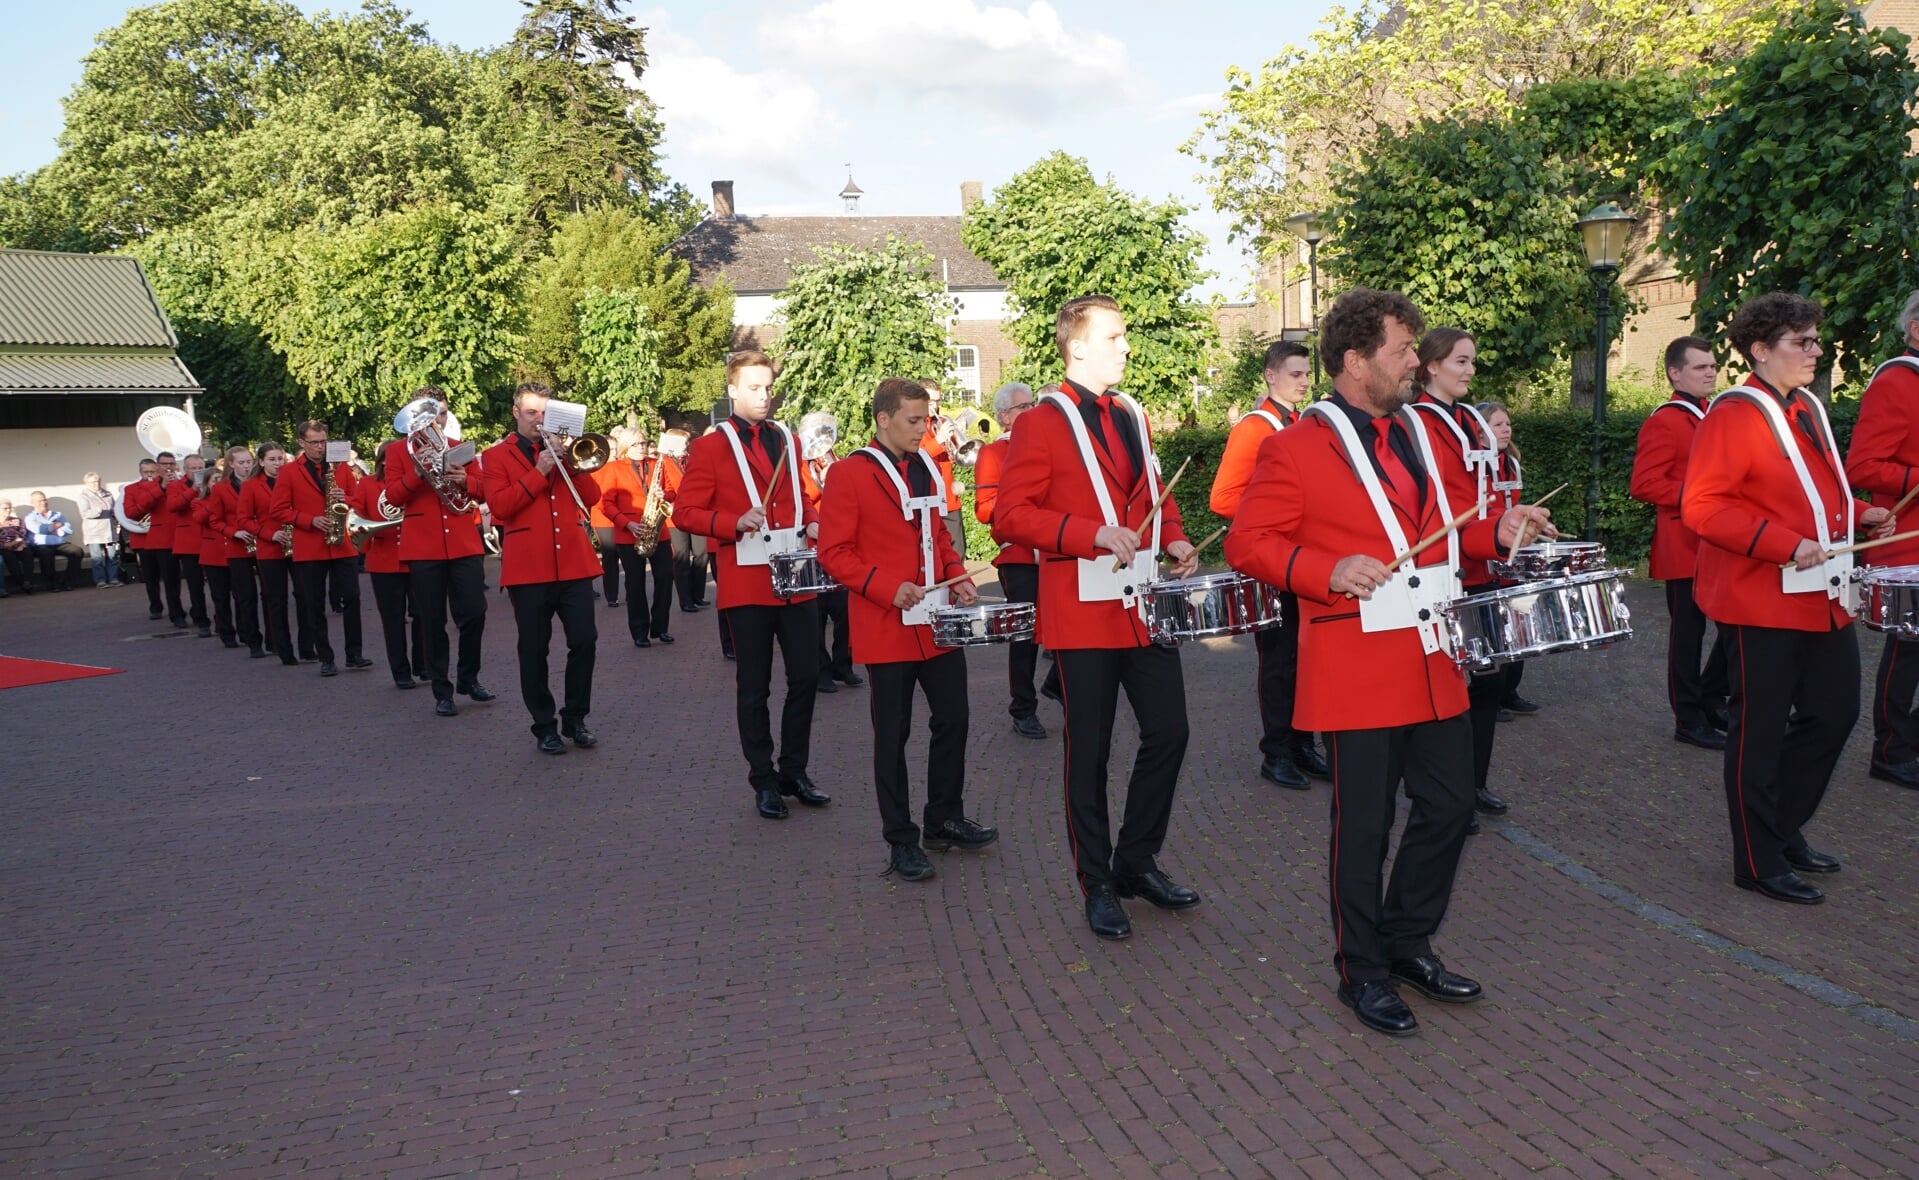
(0, 353, 202, 394)
(672, 216, 1003, 294)
(0, 249, 179, 348)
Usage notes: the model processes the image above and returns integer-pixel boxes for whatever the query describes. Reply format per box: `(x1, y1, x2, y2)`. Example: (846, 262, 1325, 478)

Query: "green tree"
(575, 287, 664, 421)
(770, 238, 956, 433)
(960, 151, 1214, 412)
(521, 206, 735, 414)
(1653, 0, 1919, 380)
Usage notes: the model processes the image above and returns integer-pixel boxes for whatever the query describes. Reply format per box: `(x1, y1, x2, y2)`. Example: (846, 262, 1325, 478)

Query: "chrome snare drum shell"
(931, 602, 1036, 647)
(769, 548, 838, 599)
(1442, 568, 1632, 670)
(1490, 540, 1609, 582)
(1142, 572, 1284, 646)
(1857, 564, 1919, 637)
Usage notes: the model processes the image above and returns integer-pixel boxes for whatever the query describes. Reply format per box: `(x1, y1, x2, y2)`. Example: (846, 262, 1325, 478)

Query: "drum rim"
(1453, 567, 1626, 605)
(1147, 571, 1262, 592)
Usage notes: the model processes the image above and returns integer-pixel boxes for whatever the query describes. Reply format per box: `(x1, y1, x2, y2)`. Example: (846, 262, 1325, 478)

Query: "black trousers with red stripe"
(1722, 623, 1858, 880)
(726, 599, 819, 793)
(1056, 644, 1188, 893)
(1666, 577, 1729, 730)
(1325, 717, 1476, 984)
(866, 649, 969, 846)
(1870, 634, 1919, 766)
(1255, 592, 1313, 759)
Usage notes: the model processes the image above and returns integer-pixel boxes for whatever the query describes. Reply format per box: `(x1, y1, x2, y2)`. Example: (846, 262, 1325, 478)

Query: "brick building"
(670, 180, 1015, 405)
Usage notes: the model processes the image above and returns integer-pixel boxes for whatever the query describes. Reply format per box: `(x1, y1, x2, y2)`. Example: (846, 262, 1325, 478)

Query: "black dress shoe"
(1474, 787, 1508, 815)
(459, 683, 496, 702)
(653, 632, 675, 644)
(1040, 680, 1063, 704)
(1495, 707, 1515, 723)
(1503, 694, 1540, 715)
(1085, 887, 1131, 940)
(149, 609, 164, 620)
(779, 773, 831, 807)
(835, 669, 864, 687)
(220, 637, 241, 648)
(633, 636, 651, 648)
(1466, 818, 1481, 835)
(319, 662, 338, 677)
(723, 650, 736, 661)
(1260, 754, 1311, 790)
(562, 724, 597, 748)
(756, 787, 788, 819)
(1292, 742, 1331, 779)
(1012, 715, 1047, 739)
(248, 645, 266, 658)
(195, 626, 213, 638)
(1869, 759, 1919, 788)
(681, 603, 704, 613)
(1708, 707, 1731, 732)
(1735, 871, 1824, 904)
(885, 843, 936, 881)
(345, 657, 373, 670)
(394, 677, 417, 690)
(435, 697, 458, 717)
(815, 675, 838, 694)
(280, 656, 301, 667)
(1784, 846, 1842, 874)
(1676, 724, 1728, 751)
(538, 732, 567, 755)
(1113, 869, 1202, 910)
(1390, 956, 1484, 1003)
(1338, 980, 1419, 1036)
(924, 817, 999, 851)
(605, 597, 618, 608)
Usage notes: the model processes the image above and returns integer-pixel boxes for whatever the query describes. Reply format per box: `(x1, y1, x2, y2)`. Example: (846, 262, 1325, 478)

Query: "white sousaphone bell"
(117, 405, 204, 535)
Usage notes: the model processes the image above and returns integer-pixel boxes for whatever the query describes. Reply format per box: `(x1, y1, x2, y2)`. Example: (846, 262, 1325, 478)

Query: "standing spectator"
(77, 472, 118, 586)
(0, 500, 29, 595)
(25, 492, 86, 591)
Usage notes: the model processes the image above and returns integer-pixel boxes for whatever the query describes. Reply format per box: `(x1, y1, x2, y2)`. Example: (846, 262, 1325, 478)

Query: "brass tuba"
(394, 395, 473, 514)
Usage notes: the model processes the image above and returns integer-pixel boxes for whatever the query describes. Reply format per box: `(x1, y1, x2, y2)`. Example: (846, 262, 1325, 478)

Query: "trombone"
(539, 421, 612, 554)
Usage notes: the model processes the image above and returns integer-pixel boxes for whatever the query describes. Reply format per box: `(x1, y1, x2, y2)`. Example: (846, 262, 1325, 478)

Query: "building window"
(949, 345, 981, 401)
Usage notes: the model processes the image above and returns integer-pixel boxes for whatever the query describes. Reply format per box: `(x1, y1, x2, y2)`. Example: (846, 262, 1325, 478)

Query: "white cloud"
(636, 26, 842, 171)
(761, 0, 1131, 113)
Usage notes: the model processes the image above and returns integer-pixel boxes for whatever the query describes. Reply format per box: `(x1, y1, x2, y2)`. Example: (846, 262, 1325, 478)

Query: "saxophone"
(321, 460, 349, 547)
(634, 455, 667, 557)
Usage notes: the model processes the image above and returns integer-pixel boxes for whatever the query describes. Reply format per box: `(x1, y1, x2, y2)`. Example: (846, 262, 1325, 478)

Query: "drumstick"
(1890, 483, 1919, 518)
(760, 447, 790, 510)
(1111, 454, 1195, 571)
(1191, 525, 1227, 557)
(1342, 497, 1493, 600)
(1778, 527, 1919, 568)
(1503, 481, 1571, 563)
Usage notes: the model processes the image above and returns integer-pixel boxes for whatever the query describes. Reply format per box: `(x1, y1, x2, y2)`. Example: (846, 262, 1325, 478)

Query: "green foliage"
(1515, 74, 1697, 207)
(960, 152, 1215, 413)
(1324, 115, 1593, 395)
(1653, 0, 1919, 378)
(770, 238, 956, 433)
(575, 288, 663, 421)
(521, 206, 734, 414)
(1152, 429, 1231, 558)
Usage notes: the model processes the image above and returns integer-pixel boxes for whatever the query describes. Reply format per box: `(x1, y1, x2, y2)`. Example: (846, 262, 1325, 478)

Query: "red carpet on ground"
(0, 656, 125, 691)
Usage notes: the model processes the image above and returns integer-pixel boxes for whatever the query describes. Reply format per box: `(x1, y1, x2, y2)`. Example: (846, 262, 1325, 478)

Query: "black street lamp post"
(1284, 211, 1327, 389)
(1576, 203, 1637, 542)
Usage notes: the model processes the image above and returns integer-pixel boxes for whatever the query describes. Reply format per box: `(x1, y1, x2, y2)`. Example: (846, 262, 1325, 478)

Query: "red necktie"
(1371, 417, 1421, 528)
(1093, 397, 1137, 489)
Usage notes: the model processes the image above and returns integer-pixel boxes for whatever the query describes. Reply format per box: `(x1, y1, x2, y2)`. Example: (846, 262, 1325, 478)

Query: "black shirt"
(730, 415, 786, 467)
(1327, 393, 1430, 506)
(1060, 378, 1145, 474)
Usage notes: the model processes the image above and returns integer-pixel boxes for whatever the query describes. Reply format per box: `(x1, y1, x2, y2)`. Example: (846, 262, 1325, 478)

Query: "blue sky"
(2, 1, 1333, 296)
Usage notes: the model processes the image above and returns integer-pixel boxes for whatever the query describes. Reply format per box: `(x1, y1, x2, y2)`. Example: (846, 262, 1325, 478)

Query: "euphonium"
(394, 396, 473, 514)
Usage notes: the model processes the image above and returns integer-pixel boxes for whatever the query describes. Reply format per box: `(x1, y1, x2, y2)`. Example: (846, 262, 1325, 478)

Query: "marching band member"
(1844, 291, 1919, 790)
(973, 381, 1054, 739)
(1476, 401, 1538, 719)
(1408, 329, 1509, 818)
(168, 455, 212, 637)
(1686, 293, 1892, 905)
(603, 431, 678, 647)
(588, 431, 627, 608)
(209, 445, 264, 657)
(1227, 289, 1554, 1036)
(481, 383, 602, 754)
(1208, 340, 1326, 788)
(996, 295, 1202, 942)
(674, 351, 830, 818)
(272, 420, 369, 677)
(919, 380, 967, 557)
(241, 444, 299, 665)
(798, 412, 860, 693)
(355, 453, 422, 690)
(667, 434, 706, 613)
(190, 462, 238, 647)
(819, 377, 999, 879)
(386, 395, 492, 716)
(123, 456, 177, 623)
(1630, 336, 1730, 751)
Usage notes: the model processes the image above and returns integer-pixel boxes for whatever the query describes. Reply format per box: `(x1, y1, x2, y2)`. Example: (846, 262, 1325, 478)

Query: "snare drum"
(931, 602, 1036, 647)
(1857, 564, 1919, 637)
(769, 548, 837, 599)
(1442, 569, 1631, 670)
(1489, 540, 1609, 582)
(1143, 572, 1283, 646)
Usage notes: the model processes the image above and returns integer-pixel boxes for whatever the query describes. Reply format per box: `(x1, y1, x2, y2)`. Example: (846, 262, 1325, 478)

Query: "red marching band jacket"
(672, 421, 818, 609)
(1844, 354, 1919, 568)
(1408, 392, 1501, 586)
(190, 491, 228, 567)
(1224, 405, 1504, 733)
(122, 477, 173, 551)
(166, 478, 200, 556)
(381, 439, 487, 562)
(270, 457, 360, 562)
(972, 435, 1036, 567)
(351, 478, 406, 575)
(993, 387, 1189, 651)
(818, 445, 970, 665)
(238, 476, 287, 560)
(204, 477, 251, 562)
(1681, 381, 1859, 632)
(1629, 395, 1710, 581)
(479, 432, 603, 587)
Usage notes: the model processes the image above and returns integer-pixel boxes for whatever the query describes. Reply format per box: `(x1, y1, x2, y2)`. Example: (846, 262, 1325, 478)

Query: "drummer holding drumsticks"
(1226, 289, 1554, 1037)
(817, 377, 998, 882)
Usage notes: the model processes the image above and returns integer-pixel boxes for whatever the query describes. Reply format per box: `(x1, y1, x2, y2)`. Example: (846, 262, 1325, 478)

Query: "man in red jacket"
(819, 377, 999, 880)
(1630, 336, 1731, 751)
(1208, 339, 1326, 788)
(996, 295, 1202, 942)
(272, 421, 368, 677)
(674, 351, 830, 818)
(1226, 289, 1552, 1036)
(1685, 292, 1892, 905)
(1844, 291, 1919, 789)
(167, 455, 212, 636)
(481, 383, 602, 755)
(972, 381, 1056, 739)
(123, 456, 180, 623)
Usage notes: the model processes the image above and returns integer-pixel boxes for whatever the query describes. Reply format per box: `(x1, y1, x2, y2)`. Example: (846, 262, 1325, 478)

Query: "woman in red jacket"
(239, 444, 299, 665)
